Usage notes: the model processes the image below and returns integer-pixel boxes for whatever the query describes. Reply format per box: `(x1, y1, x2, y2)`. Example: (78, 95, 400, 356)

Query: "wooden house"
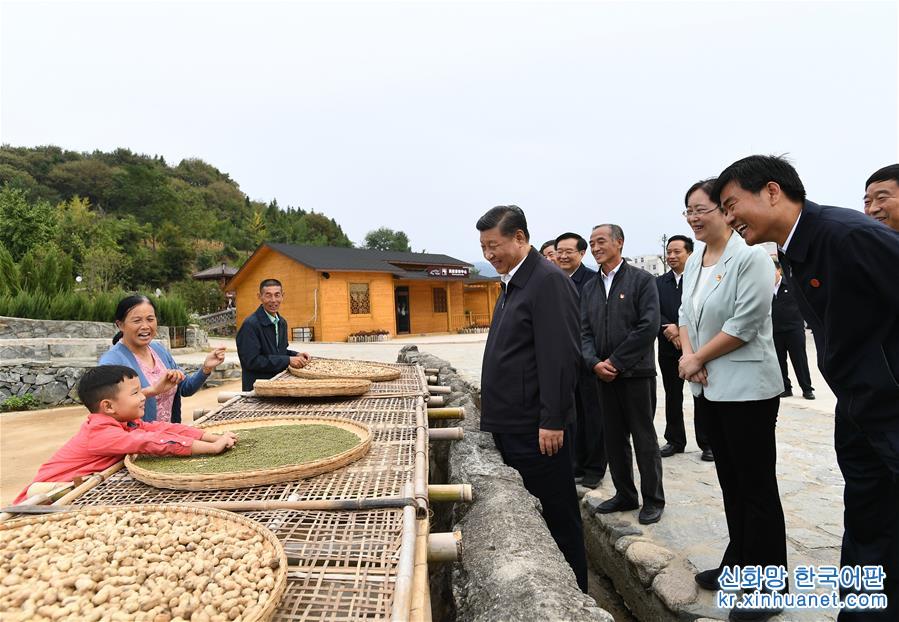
(227, 244, 501, 342)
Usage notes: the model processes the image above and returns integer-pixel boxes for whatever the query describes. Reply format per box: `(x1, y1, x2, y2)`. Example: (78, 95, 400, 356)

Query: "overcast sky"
(2, 0, 897, 267)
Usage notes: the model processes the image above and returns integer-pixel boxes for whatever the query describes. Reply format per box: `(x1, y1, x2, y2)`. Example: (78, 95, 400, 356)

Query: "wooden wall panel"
(319, 272, 396, 342)
(233, 248, 321, 342)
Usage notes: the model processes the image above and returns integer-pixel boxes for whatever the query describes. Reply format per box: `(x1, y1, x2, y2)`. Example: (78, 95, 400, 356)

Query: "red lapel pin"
(810, 278, 821, 288)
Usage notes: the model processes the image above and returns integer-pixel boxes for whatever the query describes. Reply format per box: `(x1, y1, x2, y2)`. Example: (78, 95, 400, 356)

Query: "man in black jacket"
(478, 206, 587, 592)
(582, 224, 664, 525)
(656, 234, 713, 460)
(236, 279, 310, 391)
(555, 232, 607, 488)
(715, 155, 899, 621)
(772, 260, 814, 399)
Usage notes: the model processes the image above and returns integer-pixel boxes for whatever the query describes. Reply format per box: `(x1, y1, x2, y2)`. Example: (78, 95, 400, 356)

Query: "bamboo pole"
(217, 390, 253, 403)
(428, 484, 472, 503)
(427, 531, 463, 563)
(427, 407, 465, 420)
(53, 462, 125, 506)
(390, 484, 418, 622)
(427, 385, 451, 395)
(425, 395, 445, 407)
(424, 368, 440, 375)
(409, 516, 432, 622)
(428, 427, 464, 441)
(3, 494, 420, 516)
(426, 375, 438, 385)
(413, 398, 429, 517)
(192, 408, 209, 419)
(0, 484, 72, 522)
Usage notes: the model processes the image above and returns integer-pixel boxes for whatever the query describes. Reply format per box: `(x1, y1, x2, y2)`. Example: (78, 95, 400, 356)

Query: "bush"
(167, 279, 225, 315)
(1, 393, 39, 412)
(0, 289, 191, 326)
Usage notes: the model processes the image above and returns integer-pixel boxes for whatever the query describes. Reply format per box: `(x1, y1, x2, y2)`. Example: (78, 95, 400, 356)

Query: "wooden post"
(427, 407, 465, 420)
(429, 427, 464, 441)
(428, 484, 472, 503)
(427, 531, 463, 563)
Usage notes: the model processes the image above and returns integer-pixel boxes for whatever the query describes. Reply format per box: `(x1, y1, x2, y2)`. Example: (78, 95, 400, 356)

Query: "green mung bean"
(135, 424, 362, 474)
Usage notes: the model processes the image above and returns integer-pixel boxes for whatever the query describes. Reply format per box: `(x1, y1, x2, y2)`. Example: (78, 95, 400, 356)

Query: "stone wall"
(0, 361, 242, 407)
(396, 346, 612, 622)
(0, 316, 117, 340)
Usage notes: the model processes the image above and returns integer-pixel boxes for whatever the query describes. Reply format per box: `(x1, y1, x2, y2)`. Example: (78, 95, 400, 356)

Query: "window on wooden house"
(349, 283, 371, 314)
(433, 287, 448, 313)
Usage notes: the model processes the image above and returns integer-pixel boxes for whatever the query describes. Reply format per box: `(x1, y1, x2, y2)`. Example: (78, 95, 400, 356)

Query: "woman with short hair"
(678, 179, 787, 622)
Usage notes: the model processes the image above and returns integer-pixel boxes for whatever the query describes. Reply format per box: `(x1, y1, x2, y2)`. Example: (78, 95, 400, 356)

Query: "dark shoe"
(778, 389, 793, 398)
(728, 600, 784, 621)
(694, 567, 722, 591)
(659, 443, 685, 457)
(593, 495, 639, 514)
(802, 390, 815, 400)
(638, 505, 663, 524)
(701, 448, 715, 462)
(580, 475, 602, 489)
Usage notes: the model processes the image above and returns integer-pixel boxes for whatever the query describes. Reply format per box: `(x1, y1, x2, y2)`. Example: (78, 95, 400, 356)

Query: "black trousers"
(773, 329, 813, 392)
(696, 395, 787, 571)
(572, 369, 607, 479)
(834, 400, 899, 621)
(598, 376, 664, 508)
(492, 431, 588, 592)
(658, 353, 710, 451)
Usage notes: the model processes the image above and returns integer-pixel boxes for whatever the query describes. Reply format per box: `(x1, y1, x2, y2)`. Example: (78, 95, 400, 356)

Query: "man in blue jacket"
(714, 155, 899, 621)
(478, 206, 587, 592)
(236, 279, 310, 391)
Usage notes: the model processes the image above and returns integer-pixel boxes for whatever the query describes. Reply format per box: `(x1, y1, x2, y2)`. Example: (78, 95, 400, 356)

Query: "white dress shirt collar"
(601, 258, 624, 292)
(780, 211, 802, 252)
(500, 252, 529, 286)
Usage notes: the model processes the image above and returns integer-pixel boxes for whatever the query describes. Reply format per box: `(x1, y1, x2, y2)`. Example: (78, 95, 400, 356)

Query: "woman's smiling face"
(118, 302, 158, 348)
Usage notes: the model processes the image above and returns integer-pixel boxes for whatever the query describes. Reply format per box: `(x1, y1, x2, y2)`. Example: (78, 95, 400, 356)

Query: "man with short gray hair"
(581, 224, 665, 524)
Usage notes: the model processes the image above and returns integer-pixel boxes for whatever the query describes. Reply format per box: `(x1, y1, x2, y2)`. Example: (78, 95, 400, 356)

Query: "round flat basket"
(0, 504, 287, 622)
(253, 377, 372, 398)
(287, 358, 401, 382)
(125, 417, 372, 491)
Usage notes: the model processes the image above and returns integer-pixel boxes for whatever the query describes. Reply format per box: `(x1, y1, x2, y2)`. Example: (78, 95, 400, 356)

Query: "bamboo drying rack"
(1, 359, 459, 621)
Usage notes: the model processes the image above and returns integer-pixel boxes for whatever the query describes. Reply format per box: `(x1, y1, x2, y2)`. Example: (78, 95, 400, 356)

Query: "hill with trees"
(0, 145, 354, 318)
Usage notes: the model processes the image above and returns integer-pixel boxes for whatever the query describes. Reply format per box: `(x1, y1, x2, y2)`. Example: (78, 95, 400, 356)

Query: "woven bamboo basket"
(125, 417, 372, 491)
(1, 504, 287, 622)
(288, 358, 402, 382)
(253, 377, 372, 398)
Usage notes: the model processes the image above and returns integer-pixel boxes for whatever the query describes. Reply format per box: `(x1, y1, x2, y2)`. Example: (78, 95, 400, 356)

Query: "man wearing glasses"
(555, 232, 607, 489)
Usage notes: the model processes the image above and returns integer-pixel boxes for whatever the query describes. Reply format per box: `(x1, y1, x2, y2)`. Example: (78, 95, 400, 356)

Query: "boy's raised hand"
(149, 369, 185, 396)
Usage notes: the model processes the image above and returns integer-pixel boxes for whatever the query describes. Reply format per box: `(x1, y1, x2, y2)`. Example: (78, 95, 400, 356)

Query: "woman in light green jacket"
(677, 179, 787, 622)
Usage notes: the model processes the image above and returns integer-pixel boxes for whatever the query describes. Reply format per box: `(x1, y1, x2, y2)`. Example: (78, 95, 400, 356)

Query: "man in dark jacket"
(555, 232, 607, 488)
(656, 234, 712, 460)
(771, 260, 814, 399)
(236, 279, 310, 391)
(478, 206, 587, 592)
(715, 155, 899, 621)
(582, 224, 664, 524)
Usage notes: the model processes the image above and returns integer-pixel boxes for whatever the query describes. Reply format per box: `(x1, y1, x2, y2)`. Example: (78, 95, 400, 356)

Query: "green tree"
(83, 245, 127, 292)
(157, 222, 197, 283)
(0, 185, 58, 260)
(304, 212, 353, 247)
(364, 227, 412, 252)
(46, 159, 115, 207)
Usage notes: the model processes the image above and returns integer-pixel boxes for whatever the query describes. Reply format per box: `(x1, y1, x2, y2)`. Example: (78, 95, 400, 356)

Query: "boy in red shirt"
(13, 365, 236, 504)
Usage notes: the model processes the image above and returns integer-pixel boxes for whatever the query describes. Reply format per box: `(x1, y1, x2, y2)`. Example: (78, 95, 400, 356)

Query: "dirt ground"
(0, 379, 243, 505)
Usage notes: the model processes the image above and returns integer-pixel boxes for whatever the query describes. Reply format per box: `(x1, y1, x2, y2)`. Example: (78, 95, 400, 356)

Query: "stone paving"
(175, 332, 845, 621)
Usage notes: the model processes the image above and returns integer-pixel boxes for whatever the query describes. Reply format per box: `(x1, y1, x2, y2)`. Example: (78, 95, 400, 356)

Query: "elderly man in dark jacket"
(581, 224, 664, 524)
(478, 205, 587, 592)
